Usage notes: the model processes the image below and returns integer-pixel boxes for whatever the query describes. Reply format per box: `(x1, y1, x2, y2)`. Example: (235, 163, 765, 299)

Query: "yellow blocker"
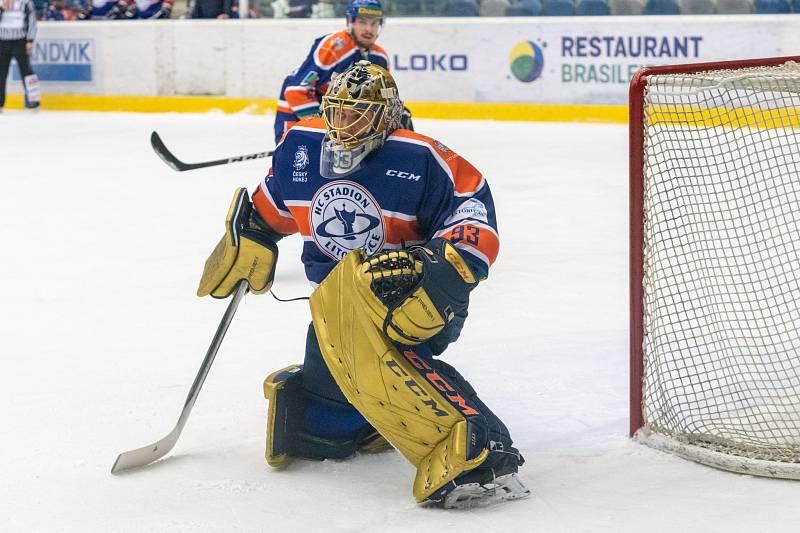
(309, 250, 488, 502)
(197, 187, 278, 298)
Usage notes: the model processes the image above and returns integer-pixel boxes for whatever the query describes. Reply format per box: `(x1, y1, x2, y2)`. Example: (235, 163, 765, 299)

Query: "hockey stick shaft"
(150, 131, 274, 172)
(111, 281, 249, 474)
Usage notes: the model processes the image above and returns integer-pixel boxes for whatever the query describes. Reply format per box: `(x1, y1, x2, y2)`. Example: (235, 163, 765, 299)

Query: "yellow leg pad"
(263, 364, 304, 469)
(309, 250, 489, 501)
(413, 420, 489, 502)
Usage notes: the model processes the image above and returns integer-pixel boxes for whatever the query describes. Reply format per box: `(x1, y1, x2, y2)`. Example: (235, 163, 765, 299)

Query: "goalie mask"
(320, 60, 403, 178)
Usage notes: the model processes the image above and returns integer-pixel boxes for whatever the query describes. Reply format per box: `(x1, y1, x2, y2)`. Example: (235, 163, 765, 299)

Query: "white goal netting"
(639, 61, 800, 477)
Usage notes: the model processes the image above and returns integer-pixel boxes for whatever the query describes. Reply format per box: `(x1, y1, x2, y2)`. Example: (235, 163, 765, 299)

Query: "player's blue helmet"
(346, 0, 385, 23)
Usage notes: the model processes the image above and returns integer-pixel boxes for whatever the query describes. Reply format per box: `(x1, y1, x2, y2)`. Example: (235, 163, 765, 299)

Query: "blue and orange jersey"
(253, 119, 499, 286)
(274, 31, 389, 144)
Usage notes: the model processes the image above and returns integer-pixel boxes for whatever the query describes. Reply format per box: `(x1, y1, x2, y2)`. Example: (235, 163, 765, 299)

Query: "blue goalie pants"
(301, 323, 522, 475)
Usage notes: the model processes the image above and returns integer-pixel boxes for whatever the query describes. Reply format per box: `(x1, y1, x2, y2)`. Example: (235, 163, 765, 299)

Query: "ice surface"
(2, 110, 800, 532)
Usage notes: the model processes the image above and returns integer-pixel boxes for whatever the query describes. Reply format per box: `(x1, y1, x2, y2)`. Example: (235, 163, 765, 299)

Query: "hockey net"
(629, 57, 800, 478)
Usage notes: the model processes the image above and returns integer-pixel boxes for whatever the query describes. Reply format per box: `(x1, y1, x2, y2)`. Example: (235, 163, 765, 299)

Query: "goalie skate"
(432, 473, 531, 509)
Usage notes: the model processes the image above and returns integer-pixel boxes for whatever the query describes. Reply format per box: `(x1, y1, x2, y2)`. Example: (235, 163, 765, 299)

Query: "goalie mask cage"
(630, 56, 800, 479)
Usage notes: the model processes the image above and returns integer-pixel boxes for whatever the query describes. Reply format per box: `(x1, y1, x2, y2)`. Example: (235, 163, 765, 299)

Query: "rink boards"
(5, 16, 800, 121)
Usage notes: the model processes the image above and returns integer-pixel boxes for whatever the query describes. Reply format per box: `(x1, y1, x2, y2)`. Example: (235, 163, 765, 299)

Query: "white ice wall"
(16, 16, 800, 105)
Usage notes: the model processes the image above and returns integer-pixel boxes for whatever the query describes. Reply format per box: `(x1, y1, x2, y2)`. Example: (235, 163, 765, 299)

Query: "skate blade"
(443, 473, 531, 509)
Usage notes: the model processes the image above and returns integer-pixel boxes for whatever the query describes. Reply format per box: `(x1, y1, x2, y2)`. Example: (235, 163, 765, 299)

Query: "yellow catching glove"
(197, 187, 279, 298)
(354, 238, 478, 345)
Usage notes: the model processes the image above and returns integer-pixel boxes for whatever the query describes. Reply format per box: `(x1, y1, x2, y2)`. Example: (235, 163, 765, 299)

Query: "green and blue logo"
(510, 40, 545, 83)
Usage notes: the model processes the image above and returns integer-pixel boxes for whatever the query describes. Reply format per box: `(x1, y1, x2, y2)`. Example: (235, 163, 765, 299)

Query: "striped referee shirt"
(0, 0, 37, 42)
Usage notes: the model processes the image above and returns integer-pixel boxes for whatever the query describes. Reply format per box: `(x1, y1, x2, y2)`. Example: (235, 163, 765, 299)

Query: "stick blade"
(111, 426, 180, 474)
(150, 131, 185, 172)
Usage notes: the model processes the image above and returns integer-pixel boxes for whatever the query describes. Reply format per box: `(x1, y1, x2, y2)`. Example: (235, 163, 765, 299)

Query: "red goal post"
(629, 56, 800, 478)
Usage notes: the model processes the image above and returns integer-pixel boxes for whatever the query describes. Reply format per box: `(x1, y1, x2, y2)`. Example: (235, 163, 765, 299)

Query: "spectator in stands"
(67, 3, 84, 17)
(31, 0, 45, 17)
(271, 0, 312, 16)
(72, 0, 172, 19)
(76, 0, 126, 18)
(180, 0, 193, 16)
(248, 0, 272, 16)
(67, 0, 89, 19)
(120, 0, 174, 18)
(311, 0, 336, 16)
(191, 0, 235, 17)
(44, 0, 71, 18)
(0, 0, 39, 110)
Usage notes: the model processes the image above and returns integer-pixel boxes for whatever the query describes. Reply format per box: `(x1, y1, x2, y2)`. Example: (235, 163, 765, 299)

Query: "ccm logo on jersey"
(386, 169, 421, 181)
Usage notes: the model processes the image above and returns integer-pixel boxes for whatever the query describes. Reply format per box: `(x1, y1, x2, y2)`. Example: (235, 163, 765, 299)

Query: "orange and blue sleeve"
(252, 169, 299, 237)
(283, 32, 358, 119)
(417, 139, 500, 280)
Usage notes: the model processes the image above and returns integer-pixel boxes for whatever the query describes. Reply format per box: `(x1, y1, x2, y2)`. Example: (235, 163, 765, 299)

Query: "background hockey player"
(273, 0, 412, 143)
(0, 0, 39, 111)
(198, 61, 529, 508)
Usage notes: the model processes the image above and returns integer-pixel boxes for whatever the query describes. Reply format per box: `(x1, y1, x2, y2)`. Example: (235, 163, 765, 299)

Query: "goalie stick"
(150, 131, 274, 172)
(111, 281, 248, 474)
